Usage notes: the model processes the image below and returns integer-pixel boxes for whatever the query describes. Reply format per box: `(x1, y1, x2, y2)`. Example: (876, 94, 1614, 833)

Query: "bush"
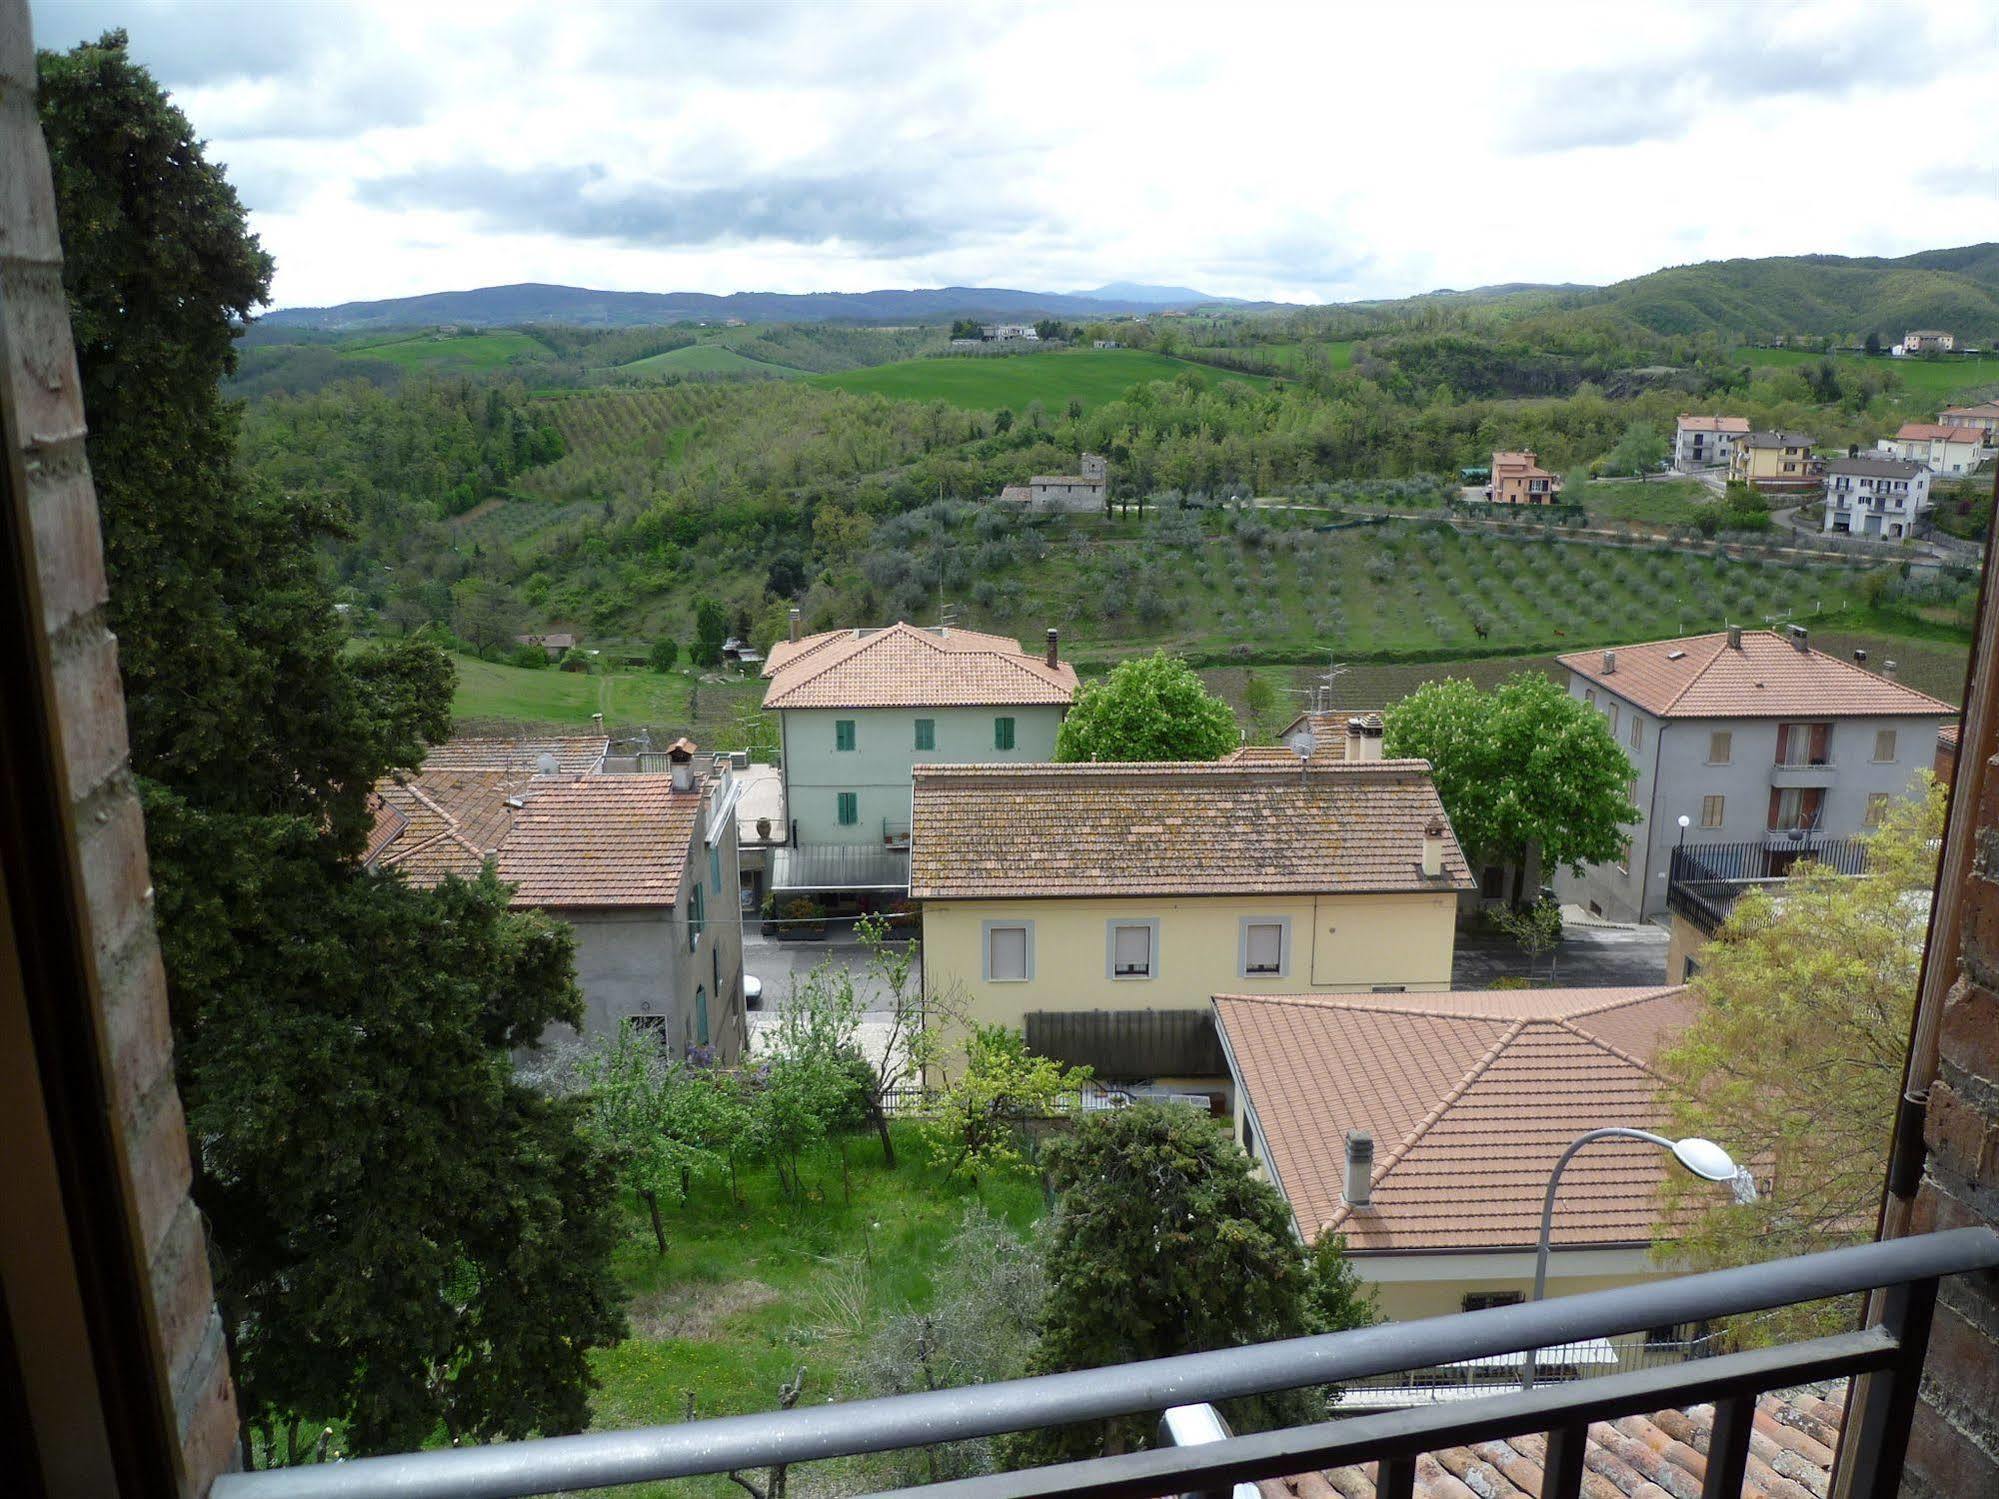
(647, 638, 679, 673)
(508, 644, 550, 670)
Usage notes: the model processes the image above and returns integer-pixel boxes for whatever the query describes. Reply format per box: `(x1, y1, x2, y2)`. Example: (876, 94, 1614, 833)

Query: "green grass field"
(1739, 347, 1999, 400)
(1579, 477, 1717, 528)
(447, 653, 766, 740)
(621, 343, 804, 378)
(588, 1125, 1043, 1497)
(811, 348, 1270, 412)
(340, 329, 552, 370)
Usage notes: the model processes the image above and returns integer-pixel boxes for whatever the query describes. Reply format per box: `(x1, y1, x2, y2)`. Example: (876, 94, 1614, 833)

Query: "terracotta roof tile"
(419, 735, 608, 774)
(1558, 631, 1954, 720)
(1893, 421, 1984, 443)
(761, 620, 1077, 709)
(1676, 414, 1751, 433)
(1214, 988, 1696, 1252)
(1260, 1387, 1842, 1499)
(910, 761, 1474, 900)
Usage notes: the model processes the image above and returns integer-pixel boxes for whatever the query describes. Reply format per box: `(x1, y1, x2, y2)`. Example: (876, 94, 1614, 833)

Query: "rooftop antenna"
(1317, 658, 1350, 714)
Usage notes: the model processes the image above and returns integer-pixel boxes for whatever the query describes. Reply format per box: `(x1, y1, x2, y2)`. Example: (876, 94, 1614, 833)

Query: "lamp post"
(1521, 1127, 1756, 1390)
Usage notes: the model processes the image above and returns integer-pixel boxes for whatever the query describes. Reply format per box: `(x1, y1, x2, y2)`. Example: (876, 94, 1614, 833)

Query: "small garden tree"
(1601, 420, 1667, 480)
(690, 598, 729, 666)
(921, 1026, 1090, 1181)
(1055, 651, 1239, 762)
(649, 637, 679, 673)
(1384, 672, 1638, 901)
(1007, 1105, 1368, 1463)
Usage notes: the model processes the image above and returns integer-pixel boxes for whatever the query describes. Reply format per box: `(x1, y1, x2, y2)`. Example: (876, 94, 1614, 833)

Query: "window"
(1874, 728, 1898, 763)
(1606, 701, 1620, 734)
(1629, 714, 1642, 750)
(1479, 865, 1507, 900)
(1775, 721, 1832, 767)
(688, 882, 705, 949)
(835, 718, 856, 751)
(1462, 1291, 1524, 1313)
(1240, 918, 1288, 977)
(1583, 688, 1596, 706)
(994, 716, 1016, 751)
(836, 791, 858, 826)
(1616, 838, 1631, 875)
(914, 718, 935, 751)
(1768, 785, 1825, 832)
(1865, 792, 1892, 827)
(1108, 919, 1157, 979)
(1701, 794, 1725, 829)
(1708, 730, 1732, 764)
(984, 922, 1032, 982)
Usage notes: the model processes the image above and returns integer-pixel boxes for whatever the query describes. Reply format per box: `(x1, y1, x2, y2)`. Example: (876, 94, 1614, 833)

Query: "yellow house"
(1727, 430, 1823, 492)
(1213, 985, 1723, 1387)
(909, 758, 1473, 1086)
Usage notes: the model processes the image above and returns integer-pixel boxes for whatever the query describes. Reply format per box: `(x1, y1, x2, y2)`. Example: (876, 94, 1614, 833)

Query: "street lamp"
(1521, 1127, 1756, 1389)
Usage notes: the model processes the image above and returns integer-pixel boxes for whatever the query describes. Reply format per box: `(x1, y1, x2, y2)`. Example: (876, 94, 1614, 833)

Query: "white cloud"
(30, 0, 1999, 309)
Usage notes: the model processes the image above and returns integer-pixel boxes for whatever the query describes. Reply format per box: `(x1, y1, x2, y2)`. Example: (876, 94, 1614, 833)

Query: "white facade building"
(1672, 414, 1750, 471)
(1878, 423, 1988, 478)
(1824, 455, 1933, 539)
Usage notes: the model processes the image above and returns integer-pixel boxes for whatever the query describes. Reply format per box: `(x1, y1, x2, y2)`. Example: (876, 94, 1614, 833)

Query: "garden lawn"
(1579, 477, 1717, 529)
(811, 347, 1270, 412)
(1737, 346, 1999, 400)
(588, 1123, 1045, 1497)
(448, 653, 767, 741)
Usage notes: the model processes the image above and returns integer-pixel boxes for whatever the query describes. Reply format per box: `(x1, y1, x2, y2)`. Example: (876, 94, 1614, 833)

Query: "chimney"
(1854, 649, 1869, 666)
(666, 736, 698, 793)
(1346, 716, 1365, 756)
(1359, 714, 1385, 762)
(1788, 625, 1809, 653)
(1343, 1131, 1374, 1207)
(1046, 628, 1059, 668)
(1727, 624, 1743, 650)
(591, 711, 605, 736)
(1602, 649, 1616, 675)
(788, 607, 802, 643)
(1422, 818, 1445, 878)
(1883, 660, 1899, 681)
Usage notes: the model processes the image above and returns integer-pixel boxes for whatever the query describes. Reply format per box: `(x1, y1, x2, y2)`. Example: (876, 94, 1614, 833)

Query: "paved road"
(742, 931, 913, 1016)
(1451, 921, 1670, 989)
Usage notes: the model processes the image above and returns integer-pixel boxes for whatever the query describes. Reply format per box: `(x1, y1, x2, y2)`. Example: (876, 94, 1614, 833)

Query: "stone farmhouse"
(998, 451, 1109, 511)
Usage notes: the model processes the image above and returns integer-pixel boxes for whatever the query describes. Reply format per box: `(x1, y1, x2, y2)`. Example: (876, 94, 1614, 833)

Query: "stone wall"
(0, 8, 240, 1489)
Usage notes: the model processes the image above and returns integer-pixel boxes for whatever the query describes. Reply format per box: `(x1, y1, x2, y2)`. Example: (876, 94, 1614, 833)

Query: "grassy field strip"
(811, 348, 1271, 412)
(1736, 346, 1999, 399)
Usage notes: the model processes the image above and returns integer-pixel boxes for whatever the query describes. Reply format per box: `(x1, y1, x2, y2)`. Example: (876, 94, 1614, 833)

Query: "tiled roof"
(1829, 454, 1926, 479)
(419, 735, 608, 774)
(1741, 430, 1816, 448)
(1894, 421, 1983, 443)
(1676, 413, 1751, 433)
(910, 761, 1473, 900)
(1213, 987, 1696, 1251)
(369, 750, 702, 908)
(1491, 450, 1555, 480)
(1226, 712, 1388, 766)
(1942, 403, 1999, 420)
(1939, 722, 1960, 749)
(1558, 631, 1954, 720)
(761, 621, 1077, 709)
(1260, 1384, 1842, 1498)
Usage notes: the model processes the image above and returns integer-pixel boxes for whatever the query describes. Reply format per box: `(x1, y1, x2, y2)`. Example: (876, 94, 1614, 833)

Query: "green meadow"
(812, 347, 1270, 412)
(1737, 346, 1999, 400)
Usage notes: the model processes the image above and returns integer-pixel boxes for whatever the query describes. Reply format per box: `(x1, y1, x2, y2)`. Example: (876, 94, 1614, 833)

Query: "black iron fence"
(211, 1227, 1998, 1499)
(1667, 838, 1870, 935)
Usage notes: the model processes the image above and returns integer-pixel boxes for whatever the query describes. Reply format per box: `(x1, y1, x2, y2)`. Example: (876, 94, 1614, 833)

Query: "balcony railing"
(211, 1227, 1999, 1499)
(1667, 838, 1869, 934)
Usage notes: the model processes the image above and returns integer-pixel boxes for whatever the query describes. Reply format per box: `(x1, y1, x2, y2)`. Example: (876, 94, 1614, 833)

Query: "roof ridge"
(1659, 636, 1731, 714)
(1218, 992, 1538, 1023)
(1323, 1017, 1526, 1235)
(1554, 985, 1684, 1019)
(1548, 1013, 1675, 1085)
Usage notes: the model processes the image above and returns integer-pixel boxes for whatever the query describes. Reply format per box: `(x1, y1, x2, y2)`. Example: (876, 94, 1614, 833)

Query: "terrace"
(1666, 838, 1870, 936)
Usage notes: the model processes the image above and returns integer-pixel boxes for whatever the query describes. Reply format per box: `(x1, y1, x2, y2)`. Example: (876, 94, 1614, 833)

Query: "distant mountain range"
(262, 282, 1259, 330)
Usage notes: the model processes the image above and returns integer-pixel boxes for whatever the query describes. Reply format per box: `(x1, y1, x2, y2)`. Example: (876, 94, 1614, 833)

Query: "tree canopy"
(1654, 777, 1945, 1339)
(1054, 650, 1239, 762)
(1383, 672, 1639, 878)
(39, 32, 623, 1461)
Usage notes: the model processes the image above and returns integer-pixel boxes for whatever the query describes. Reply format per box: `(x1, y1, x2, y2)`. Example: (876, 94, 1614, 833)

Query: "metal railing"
(1667, 838, 1869, 934)
(212, 1227, 1998, 1499)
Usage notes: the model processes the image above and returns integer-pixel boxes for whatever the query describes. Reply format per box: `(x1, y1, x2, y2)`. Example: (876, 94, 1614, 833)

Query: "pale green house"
(761, 620, 1076, 899)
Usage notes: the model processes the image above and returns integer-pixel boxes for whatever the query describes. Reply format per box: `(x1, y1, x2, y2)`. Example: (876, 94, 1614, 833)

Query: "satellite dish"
(1288, 730, 1318, 761)
(536, 752, 559, 775)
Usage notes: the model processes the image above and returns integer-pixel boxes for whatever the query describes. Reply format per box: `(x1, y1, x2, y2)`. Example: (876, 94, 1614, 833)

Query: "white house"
(1824, 454, 1933, 538)
(1672, 414, 1749, 471)
(1879, 423, 1988, 477)
(1940, 403, 1999, 439)
(1904, 330, 1956, 354)
(981, 323, 1039, 342)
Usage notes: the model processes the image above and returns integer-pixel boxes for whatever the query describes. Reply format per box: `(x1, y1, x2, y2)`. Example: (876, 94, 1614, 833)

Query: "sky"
(29, 0, 1999, 312)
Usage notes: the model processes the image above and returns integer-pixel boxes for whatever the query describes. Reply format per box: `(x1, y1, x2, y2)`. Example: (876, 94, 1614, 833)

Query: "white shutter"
(1113, 924, 1152, 976)
(989, 926, 1027, 981)
(1245, 923, 1282, 974)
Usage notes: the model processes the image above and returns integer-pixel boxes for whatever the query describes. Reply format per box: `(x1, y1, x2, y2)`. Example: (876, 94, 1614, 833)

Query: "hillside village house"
(1939, 401, 1999, 438)
(368, 736, 747, 1058)
(1485, 449, 1562, 504)
(1671, 413, 1749, 471)
(1878, 421, 1988, 477)
(981, 323, 1038, 342)
(1214, 986, 1714, 1350)
(1727, 430, 1824, 492)
(514, 631, 577, 659)
(909, 757, 1473, 1089)
(1903, 329, 1956, 353)
(1823, 454, 1933, 539)
(760, 620, 1076, 904)
(1554, 627, 1953, 923)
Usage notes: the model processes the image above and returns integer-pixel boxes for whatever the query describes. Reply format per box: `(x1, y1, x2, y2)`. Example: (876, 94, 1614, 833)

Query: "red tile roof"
(1214, 987, 1697, 1251)
(1260, 1384, 1843, 1498)
(1893, 421, 1984, 443)
(1676, 414, 1751, 433)
(761, 621, 1077, 710)
(419, 736, 608, 774)
(1558, 631, 1954, 720)
(910, 761, 1474, 900)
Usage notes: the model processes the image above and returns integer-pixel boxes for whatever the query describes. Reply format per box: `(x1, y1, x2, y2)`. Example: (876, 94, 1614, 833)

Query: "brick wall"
(0, 5, 240, 1491)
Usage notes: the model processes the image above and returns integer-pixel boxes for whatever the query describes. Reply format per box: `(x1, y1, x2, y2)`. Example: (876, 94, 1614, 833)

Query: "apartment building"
(1672, 414, 1749, 471)
(1823, 454, 1933, 539)
(1728, 431, 1823, 493)
(1877, 422, 1987, 477)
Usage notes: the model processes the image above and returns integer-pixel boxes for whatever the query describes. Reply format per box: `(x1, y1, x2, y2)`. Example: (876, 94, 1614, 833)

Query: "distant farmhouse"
(999, 452, 1109, 511)
(1903, 329, 1956, 354)
(1092, 338, 1120, 349)
(515, 631, 577, 659)
(981, 323, 1039, 343)
(1672, 414, 1749, 472)
(1484, 449, 1562, 504)
(1941, 402, 1999, 439)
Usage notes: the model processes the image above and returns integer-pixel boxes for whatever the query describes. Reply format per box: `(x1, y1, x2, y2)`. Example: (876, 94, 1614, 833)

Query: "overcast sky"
(30, 0, 1999, 311)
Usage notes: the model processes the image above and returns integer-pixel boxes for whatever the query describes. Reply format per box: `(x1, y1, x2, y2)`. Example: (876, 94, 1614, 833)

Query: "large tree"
(1055, 650, 1239, 761)
(1384, 672, 1638, 896)
(39, 33, 623, 1461)
(1654, 777, 1944, 1340)
(1006, 1106, 1370, 1463)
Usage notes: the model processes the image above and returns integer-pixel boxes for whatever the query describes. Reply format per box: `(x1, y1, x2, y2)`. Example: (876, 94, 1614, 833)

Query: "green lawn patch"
(1579, 477, 1716, 528)
(1737, 346, 1999, 400)
(447, 652, 765, 740)
(810, 348, 1270, 412)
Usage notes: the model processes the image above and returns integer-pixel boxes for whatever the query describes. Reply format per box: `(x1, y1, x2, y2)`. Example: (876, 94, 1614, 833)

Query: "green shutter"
(695, 987, 710, 1047)
(835, 719, 856, 751)
(914, 718, 935, 750)
(995, 716, 1015, 750)
(838, 792, 858, 826)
